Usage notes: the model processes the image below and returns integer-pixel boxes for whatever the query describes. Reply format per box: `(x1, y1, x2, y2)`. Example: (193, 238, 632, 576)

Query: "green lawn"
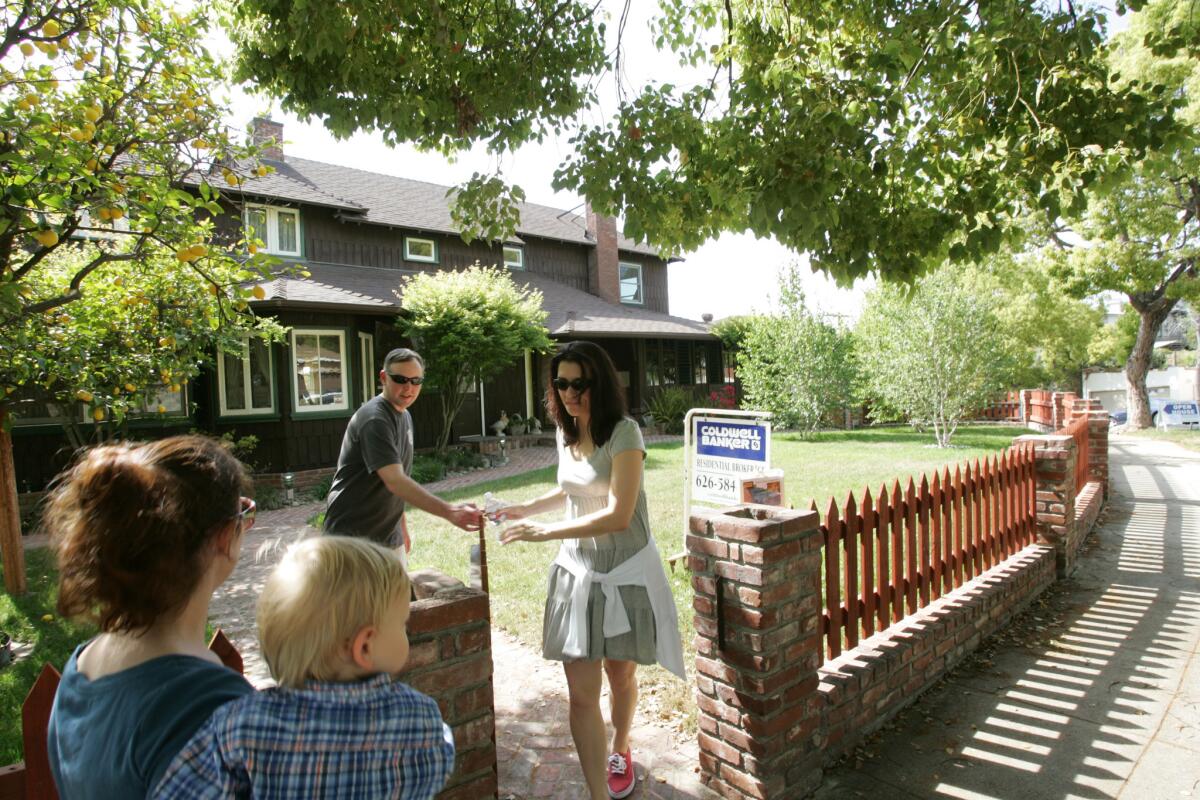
(405, 424, 1030, 726)
(0, 548, 95, 765)
(1121, 427, 1200, 453)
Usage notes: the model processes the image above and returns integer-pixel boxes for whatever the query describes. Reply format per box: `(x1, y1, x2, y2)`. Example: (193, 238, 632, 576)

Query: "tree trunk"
(0, 408, 28, 594)
(1124, 295, 1177, 430)
(1190, 304, 1200, 405)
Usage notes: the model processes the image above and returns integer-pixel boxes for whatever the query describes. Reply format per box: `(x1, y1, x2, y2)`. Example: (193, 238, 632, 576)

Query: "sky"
(210, 2, 870, 324)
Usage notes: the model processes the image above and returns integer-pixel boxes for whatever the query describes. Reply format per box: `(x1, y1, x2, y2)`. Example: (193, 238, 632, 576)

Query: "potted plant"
(508, 413, 527, 435)
(527, 416, 543, 434)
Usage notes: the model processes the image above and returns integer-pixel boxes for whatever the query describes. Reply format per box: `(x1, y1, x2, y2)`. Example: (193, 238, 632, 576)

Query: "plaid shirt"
(152, 674, 455, 800)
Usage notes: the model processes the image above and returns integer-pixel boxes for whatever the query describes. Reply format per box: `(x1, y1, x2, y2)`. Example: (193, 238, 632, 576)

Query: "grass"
(0, 548, 95, 765)
(403, 424, 1030, 730)
(1120, 427, 1200, 453)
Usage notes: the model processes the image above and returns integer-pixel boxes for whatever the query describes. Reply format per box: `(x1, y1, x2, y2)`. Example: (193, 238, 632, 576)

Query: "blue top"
(48, 641, 253, 799)
(152, 674, 455, 800)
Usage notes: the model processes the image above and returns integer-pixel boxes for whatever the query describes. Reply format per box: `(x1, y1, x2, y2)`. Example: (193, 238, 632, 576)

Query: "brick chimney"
(251, 117, 284, 160)
(585, 202, 620, 304)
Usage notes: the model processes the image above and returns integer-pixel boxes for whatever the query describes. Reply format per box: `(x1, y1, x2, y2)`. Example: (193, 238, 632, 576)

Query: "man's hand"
(445, 502, 484, 532)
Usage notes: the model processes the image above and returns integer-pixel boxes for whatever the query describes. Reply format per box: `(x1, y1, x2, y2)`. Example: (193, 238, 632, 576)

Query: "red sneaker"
(607, 750, 635, 799)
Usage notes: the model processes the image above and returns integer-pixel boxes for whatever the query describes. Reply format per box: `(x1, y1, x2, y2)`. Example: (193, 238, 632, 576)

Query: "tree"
(226, 0, 1173, 282)
(398, 265, 552, 452)
(964, 250, 1104, 391)
(1046, 0, 1200, 429)
(855, 265, 1012, 447)
(0, 0, 281, 593)
(736, 266, 855, 435)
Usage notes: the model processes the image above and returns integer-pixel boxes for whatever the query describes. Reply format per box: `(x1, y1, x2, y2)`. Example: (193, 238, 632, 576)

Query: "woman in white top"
(494, 341, 682, 800)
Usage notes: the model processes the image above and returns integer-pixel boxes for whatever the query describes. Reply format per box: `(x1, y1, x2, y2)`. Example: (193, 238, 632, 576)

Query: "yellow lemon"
(97, 206, 111, 220)
(92, 407, 105, 422)
(157, 405, 166, 414)
(85, 158, 99, 171)
(84, 105, 102, 122)
(255, 165, 269, 177)
(124, 383, 136, 393)
(252, 285, 266, 300)
(170, 384, 181, 392)
(75, 389, 93, 402)
(43, 20, 61, 37)
(34, 229, 58, 247)
(158, 336, 175, 348)
(247, 244, 258, 254)
(109, 207, 124, 220)
(41, 613, 55, 622)
(19, 42, 33, 57)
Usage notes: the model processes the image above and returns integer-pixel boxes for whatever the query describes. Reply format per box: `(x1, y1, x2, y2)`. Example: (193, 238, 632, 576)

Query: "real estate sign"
(691, 416, 772, 505)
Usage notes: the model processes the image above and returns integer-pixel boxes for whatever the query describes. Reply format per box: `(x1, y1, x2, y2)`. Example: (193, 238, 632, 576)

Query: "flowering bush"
(709, 384, 737, 410)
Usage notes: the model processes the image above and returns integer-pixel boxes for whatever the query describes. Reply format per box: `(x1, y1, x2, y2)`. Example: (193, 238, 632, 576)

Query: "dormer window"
(245, 204, 300, 256)
(405, 237, 438, 263)
(503, 245, 524, 270)
(619, 261, 643, 305)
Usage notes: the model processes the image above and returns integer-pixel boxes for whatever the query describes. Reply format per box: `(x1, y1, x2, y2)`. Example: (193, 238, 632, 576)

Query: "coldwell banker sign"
(692, 416, 772, 505)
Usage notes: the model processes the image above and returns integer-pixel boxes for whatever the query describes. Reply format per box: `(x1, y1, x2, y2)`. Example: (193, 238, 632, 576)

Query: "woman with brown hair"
(491, 341, 684, 799)
(43, 434, 256, 798)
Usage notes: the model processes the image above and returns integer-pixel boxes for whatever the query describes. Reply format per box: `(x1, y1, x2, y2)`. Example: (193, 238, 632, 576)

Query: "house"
(11, 118, 725, 490)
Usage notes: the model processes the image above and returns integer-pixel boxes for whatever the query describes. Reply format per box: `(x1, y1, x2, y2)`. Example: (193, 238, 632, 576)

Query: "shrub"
(309, 473, 334, 502)
(410, 454, 446, 484)
(647, 387, 699, 434)
(255, 485, 286, 511)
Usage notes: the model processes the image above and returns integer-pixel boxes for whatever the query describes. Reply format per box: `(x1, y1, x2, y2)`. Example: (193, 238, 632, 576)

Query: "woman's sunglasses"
(386, 373, 424, 385)
(552, 377, 592, 393)
(236, 496, 256, 532)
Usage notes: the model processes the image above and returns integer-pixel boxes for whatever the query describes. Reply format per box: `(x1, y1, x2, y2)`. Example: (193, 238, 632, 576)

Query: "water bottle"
(484, 492, 510, 540)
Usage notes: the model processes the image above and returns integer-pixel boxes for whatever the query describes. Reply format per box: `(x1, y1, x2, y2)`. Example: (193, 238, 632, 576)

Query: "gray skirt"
(541, 545, 659, 665)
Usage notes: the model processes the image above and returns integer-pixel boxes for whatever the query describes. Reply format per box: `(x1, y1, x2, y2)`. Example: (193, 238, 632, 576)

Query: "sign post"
(679, 408, 774, 553)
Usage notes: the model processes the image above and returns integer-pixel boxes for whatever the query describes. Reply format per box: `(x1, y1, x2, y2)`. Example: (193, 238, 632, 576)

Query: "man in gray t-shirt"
(324, 348, 482, 549)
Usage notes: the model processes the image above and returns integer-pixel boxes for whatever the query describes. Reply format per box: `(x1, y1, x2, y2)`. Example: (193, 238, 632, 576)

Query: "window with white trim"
(292, 329, 348, 412)
(218, 336, 276, 416)
(503, 245, 524, 270)
(244, 204, 300, 256)
(619, 261, 643, 305)
(130, 383, 189, 417)
(358, 332, 375, 406)
(404, 237, 437, 263)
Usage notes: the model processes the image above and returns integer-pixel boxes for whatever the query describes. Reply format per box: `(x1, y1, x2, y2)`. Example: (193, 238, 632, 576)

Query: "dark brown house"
(11, 119, 725, 490)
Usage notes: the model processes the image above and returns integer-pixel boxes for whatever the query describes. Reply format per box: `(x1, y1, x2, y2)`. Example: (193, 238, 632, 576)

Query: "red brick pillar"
(1014, 434, 1078, 576)
(1084, 399, 1109, 497)
(406, 578, 498, 800)
(688, 505, 823, 799)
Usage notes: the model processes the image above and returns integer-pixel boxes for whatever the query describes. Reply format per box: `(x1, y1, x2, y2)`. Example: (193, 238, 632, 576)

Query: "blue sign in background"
(694, 419, 768, 462)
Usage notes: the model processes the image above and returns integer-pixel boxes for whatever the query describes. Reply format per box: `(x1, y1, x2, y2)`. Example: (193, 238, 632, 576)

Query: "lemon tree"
(0, 0, 285, 593)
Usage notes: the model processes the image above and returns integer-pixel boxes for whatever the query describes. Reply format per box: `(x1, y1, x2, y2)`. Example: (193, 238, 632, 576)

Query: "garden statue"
(491, 410, 509, 436)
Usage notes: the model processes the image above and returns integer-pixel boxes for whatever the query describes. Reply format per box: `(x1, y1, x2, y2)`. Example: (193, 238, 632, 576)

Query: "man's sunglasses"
(236, 496, 256, 532)
(386, 373, 424, 386)
(552, 377, 592, 393)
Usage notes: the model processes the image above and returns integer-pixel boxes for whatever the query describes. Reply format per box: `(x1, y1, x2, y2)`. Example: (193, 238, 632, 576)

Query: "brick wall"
(687, 505, 1059, 798)
(406, 574, 498, 800)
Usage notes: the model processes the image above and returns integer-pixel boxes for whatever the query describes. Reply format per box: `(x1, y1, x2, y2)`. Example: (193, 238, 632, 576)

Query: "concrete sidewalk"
(812, 436, 1200, 800)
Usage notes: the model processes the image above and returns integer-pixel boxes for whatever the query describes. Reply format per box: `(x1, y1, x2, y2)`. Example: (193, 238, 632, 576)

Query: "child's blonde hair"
(257, 535, 410, 688)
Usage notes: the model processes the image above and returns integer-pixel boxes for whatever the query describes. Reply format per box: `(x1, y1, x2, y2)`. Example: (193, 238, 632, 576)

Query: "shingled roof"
(251, 262, 712, 339)
(228, 155, 662, 257)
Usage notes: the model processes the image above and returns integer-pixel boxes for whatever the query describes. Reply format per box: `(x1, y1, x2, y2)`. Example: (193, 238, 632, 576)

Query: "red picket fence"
(814, 445, 1037, 659)
(1059, 412, 1091, 494)
(0, 631, 242, 800)
(1027, 390, 1054, 428)
(979, 391, 1023, 421)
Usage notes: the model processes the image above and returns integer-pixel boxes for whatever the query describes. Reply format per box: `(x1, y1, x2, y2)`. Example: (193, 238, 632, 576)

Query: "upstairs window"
(405, 237, 438, 263)
(503, 245, 525, 270)
(245, 204, 300, 256)
(619, 261, 643, 305)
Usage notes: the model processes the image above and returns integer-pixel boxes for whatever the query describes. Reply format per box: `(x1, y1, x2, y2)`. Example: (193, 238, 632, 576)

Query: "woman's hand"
(499, 520, 550, 544)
